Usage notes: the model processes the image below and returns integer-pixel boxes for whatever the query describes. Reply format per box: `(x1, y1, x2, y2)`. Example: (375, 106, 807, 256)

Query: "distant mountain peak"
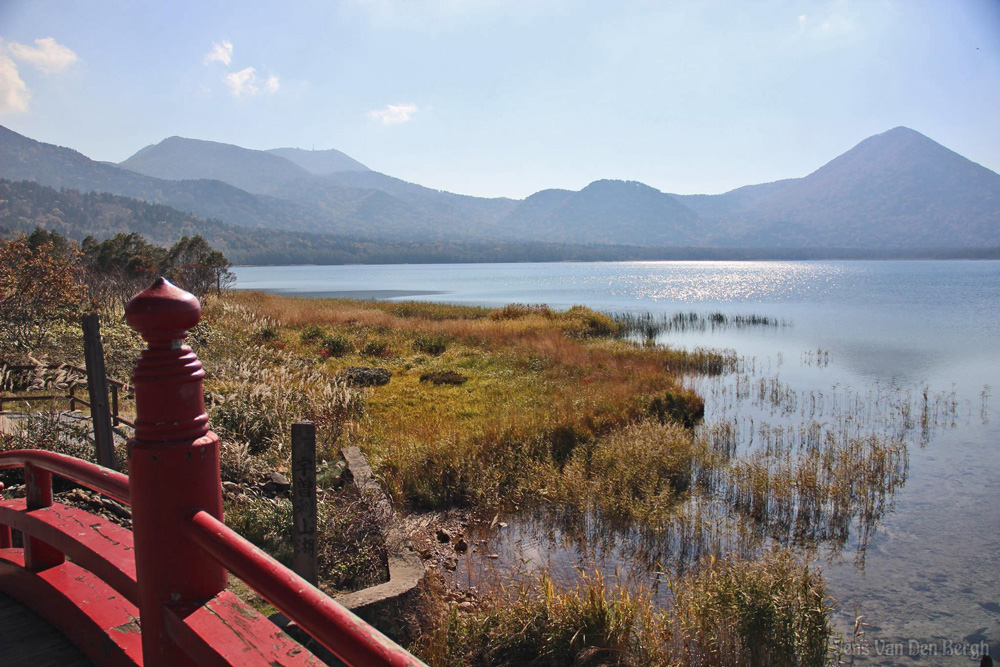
(3, 123, 998, 252)
(119, 136, 312, 194)
(266, 146, 370, 175)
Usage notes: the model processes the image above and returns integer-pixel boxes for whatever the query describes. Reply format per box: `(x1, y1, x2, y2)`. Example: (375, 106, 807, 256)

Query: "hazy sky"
(1, 0, 998, 199)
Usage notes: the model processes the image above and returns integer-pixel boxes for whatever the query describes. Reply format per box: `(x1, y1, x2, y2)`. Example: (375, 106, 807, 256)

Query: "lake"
(234, 260, 999, 664)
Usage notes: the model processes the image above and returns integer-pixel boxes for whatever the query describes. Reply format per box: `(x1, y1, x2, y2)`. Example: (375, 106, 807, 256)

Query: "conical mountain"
(681, 127, 1000, 247)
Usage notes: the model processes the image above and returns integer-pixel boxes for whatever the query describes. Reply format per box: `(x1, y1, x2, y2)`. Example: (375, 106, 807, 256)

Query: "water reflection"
(458, 324, 971, 595)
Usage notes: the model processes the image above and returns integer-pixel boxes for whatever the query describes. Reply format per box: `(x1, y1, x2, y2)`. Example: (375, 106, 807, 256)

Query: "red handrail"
(188, 510, 423, 667)
(0, 279, 428, 666)
(0, 449, 130, 504)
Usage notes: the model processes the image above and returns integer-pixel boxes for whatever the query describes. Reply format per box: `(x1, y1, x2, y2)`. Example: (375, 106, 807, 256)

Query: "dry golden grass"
(209, 292, 722, 511)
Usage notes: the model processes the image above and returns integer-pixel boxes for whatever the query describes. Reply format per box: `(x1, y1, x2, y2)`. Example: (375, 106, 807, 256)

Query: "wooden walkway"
(1, 412, 98, 664)
(0, 593, 93, 666)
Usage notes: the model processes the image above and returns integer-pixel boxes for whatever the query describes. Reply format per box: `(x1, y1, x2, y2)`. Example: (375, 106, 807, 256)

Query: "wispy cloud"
(1, 37, 77, 114)
(204, 40, 233, 66)
(0, 53, 30, 113)
(369, 102, 419, 124)
(225, 66, 279, 97)
(7, 37, 78, 73)
(208, 41, 279, 98)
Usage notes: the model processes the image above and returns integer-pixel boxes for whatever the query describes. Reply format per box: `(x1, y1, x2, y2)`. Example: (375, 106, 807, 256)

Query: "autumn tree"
(0, 233, 86, 351)
(166, 235, 235, 297)
(81, 232, 167, 312)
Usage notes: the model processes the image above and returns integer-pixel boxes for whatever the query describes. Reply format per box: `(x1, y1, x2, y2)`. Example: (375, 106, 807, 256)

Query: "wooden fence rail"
(0, 365, 134, 429)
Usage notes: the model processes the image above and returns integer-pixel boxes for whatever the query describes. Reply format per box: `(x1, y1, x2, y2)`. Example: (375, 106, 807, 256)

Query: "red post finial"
(125, 277, 226, 665)
(125, 277, 201, 347)
(126, 278, 208, 443)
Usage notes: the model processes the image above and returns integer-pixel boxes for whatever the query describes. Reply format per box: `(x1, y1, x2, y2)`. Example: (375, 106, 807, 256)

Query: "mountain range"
(1, 124, 998, 257)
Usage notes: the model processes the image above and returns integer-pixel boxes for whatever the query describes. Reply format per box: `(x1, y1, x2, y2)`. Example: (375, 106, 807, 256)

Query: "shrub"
(649, 387, 705, 428)
(224, 495, 295, 566)
(361, 338, 392, 359)
(419, 370, 467, 386)
(317, 487, 389, 591)
(413, 334, 448, 356)
(254, 324, 279, 343)
(0, 235, 85, 351)
(320, 333, 352, 357)
(223, 484, 389, 592)
(300, 324, 325, 344)
(339, 366, 392, 388)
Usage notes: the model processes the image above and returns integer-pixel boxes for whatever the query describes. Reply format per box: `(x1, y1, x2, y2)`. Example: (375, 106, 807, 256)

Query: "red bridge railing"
(0, 278, 426, 667)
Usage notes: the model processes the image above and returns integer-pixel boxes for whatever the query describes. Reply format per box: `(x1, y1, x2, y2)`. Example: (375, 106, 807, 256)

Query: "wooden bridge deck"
(0, 593, 94, 666)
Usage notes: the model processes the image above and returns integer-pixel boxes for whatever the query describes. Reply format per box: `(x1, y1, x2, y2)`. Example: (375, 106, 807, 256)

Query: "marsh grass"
(613, 311, 785, 343)
(5, 289, 850, 665)
(418, 549, 832, 666)
(666, 549, 833, 667)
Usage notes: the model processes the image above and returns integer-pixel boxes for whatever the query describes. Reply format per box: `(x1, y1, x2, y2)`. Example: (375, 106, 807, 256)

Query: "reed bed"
(612, 311, 786, 343)
(417, 549, 833, 666)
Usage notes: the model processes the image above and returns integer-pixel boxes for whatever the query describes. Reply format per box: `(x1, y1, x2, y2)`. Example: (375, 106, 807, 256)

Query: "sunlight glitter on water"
(605, 261, 852, 303)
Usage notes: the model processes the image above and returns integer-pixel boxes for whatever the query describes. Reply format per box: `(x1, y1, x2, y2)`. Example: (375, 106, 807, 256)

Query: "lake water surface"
(235, 261, 999, 664)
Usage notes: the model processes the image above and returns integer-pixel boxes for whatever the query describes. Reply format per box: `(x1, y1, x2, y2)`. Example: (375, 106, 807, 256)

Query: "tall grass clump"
(489, 303, 554, 320)
(561, 305, 622, 338)
(208, 351, 364, 460)
(666, 550, 832, 667)
(722, 429, 908, 555)
(613, 311, 784, 342)
(224, 495, 295, 566)
(418, 572, 645, 666)
(553, 420, 712, 524)
(0, 411, 128, 484)
(417, 550, 833, 666)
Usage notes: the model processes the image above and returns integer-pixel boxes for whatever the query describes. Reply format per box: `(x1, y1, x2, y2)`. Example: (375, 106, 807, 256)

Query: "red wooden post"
(111, 383, 120, 426)
(125, 278, 226, 667)
(23, 462, 64, 570)
(0, 482, 10, 549)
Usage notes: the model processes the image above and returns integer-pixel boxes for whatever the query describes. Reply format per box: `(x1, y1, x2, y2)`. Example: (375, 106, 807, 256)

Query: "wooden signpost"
(291, 421, 318, 585)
